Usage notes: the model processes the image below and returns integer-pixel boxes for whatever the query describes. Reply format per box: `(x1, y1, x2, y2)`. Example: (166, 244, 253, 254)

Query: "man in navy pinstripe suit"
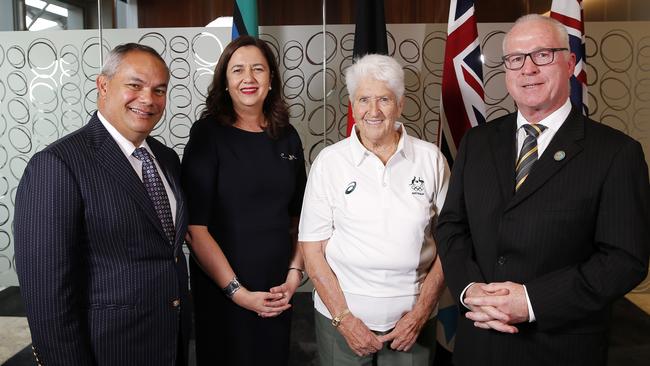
(436, 15, 649, 365)
(14, 43, 190, 366)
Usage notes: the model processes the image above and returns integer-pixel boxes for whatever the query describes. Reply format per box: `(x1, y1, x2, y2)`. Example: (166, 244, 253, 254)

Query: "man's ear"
(96, 74, 108, 97)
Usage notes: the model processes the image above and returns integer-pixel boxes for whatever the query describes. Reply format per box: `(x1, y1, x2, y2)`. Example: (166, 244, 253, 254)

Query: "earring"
(269, 86, 272, 90)
(225, 87, 228, 91)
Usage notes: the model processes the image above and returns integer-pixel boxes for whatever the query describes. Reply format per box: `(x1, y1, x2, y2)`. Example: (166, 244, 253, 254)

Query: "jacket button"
(172, 299, 181, 307)
(497, 256, 506, 265)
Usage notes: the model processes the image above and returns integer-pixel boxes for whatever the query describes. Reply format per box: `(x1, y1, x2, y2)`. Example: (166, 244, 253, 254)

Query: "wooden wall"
(136, 0, 553, 28)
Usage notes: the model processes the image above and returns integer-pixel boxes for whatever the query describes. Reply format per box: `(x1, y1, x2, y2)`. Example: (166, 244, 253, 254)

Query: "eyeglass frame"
(501, 47, 569, 70)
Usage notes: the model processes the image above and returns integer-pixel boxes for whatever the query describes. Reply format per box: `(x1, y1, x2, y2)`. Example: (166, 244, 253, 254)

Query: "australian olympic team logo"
(345, 181, 357, 194)
(409, 176, 424, 195)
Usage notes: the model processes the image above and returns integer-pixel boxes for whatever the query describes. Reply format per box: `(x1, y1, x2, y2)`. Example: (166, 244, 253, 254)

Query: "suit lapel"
(489, 114, 518, 202)
(87, 114, 169, 242)
(505, 108, 585, 211)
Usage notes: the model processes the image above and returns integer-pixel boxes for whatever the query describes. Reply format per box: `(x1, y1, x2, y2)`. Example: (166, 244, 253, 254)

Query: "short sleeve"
(298, 152, 334, 242)
(181, 119, 218, 225)
(433, 151, 451, 219)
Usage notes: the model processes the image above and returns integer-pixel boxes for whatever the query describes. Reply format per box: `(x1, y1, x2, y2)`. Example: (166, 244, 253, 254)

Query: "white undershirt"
(97, 111, 177, 224)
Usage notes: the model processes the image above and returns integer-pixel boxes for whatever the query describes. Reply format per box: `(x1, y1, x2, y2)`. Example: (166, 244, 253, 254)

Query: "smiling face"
(96, 50, 169, 145)
(352, 77, 404, 147)
(226, 45, 271, 113)
(504, 19, 576, 122)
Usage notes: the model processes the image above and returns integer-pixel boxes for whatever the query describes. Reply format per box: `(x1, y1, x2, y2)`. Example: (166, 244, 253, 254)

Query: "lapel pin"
(554, 150, 566, 161)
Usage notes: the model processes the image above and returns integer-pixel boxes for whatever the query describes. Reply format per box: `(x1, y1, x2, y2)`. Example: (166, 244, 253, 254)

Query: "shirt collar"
(516, 98, 572, 134)
(97, 110, 154, 158)
(349, 122, 412, 166)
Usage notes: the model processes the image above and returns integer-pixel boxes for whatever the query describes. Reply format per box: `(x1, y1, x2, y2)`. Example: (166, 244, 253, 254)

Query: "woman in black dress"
(182, 36, 307, 366)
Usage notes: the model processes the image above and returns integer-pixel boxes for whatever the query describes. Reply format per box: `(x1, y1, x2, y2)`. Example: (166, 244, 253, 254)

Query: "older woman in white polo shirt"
(299, 54, 450, 365)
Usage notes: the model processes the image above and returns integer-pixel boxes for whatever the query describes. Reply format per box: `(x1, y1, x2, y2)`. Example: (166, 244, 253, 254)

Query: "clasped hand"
(339, 307, 429, 357)
(463, 281, 529, 333)
(232, 273, 301, 318)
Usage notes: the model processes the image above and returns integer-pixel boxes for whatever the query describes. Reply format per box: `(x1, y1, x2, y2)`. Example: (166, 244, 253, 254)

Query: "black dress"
(181, 118, 307, 366)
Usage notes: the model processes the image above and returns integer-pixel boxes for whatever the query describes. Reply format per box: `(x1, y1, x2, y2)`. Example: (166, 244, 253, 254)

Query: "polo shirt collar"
(349, 122, 412, 166)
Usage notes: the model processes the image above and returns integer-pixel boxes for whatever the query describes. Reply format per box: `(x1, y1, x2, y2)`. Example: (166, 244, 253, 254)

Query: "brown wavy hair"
(201, 35, 289, 139)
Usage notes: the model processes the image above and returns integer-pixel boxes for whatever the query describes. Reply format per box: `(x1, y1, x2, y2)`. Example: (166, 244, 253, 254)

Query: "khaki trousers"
(314, 311, 437, 366)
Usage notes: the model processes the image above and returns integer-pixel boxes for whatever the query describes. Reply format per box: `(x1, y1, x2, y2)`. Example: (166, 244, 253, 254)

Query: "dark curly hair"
(201, 35, 289, 139)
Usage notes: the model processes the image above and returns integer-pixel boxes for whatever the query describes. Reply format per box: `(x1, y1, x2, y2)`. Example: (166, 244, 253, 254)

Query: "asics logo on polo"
(345, 181, 357, 194)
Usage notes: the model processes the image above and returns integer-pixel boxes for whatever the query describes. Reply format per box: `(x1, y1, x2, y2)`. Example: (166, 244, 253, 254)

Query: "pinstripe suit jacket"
(14, 114, 190, 366)
(436, 107, 649, 366)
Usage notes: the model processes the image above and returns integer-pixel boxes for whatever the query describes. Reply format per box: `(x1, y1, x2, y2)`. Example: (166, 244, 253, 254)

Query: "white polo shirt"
(299, 122, 449, 331)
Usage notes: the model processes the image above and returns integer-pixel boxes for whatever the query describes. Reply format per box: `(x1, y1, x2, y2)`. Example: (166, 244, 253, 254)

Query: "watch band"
(288, 267, 305, 281)
(222, 276, 241, 298)
(331, 308, 351, 328)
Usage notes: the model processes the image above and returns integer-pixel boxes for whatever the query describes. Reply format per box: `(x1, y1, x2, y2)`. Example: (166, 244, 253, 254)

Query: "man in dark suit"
(436, 14, 649, 366)
(14, 43, 190, 366)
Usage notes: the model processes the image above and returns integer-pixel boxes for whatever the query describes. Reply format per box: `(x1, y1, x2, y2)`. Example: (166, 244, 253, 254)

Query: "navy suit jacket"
(436, 107, 649, 366)
(14, 114, 190, 366)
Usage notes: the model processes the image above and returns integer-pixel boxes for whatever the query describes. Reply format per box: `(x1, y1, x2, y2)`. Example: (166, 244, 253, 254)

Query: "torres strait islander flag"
(346, 0, 388, 137)
(440, 0, 486, 159)
(232, 0, 258, 39)
(550, 0, 588, 114)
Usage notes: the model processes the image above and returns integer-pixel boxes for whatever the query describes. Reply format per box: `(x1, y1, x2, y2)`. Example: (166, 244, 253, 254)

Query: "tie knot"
(522, 124, 547, 138)
(132, 147, 152, 162)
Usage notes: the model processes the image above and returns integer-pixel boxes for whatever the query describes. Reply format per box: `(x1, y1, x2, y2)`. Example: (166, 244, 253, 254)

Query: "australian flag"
(551, 0, 588, 115)
(441, 0, 486, 159)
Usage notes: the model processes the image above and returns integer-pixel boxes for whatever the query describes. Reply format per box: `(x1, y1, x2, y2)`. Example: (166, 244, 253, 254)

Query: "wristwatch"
(331, 309, 351, 328)
(222, 276, 241, 298)
(288, 267, 305, 281)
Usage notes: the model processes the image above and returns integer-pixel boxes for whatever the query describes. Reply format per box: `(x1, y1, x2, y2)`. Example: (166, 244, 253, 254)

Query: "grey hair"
(345, 54, 405, 102)
(100, 43, 169, 79)
(502, 14, 570, 54)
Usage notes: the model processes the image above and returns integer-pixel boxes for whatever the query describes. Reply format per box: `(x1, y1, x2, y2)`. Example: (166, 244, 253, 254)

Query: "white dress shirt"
(97, 111, 177, 224)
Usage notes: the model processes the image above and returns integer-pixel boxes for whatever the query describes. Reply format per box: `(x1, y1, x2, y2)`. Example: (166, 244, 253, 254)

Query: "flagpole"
(98, 0, 103, 69)
(322, 0, 327, 147)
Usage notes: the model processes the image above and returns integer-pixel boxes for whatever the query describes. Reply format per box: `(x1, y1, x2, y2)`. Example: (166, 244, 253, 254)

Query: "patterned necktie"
(515, 124, 547, 191)
(132, 147, 175, 244)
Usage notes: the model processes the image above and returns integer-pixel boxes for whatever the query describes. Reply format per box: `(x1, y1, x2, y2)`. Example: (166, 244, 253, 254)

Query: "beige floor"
(0, 317, 31, 363)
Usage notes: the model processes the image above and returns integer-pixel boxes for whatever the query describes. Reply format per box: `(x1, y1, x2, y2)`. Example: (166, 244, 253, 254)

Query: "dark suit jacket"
(436, 107, 649, 366)
(14, 114, 190, 366)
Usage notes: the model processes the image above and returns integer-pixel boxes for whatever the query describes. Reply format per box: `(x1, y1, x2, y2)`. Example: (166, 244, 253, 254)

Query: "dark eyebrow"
(230, 63, 266, 70)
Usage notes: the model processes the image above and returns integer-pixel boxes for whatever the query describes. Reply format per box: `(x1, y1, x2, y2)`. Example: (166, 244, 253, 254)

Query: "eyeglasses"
(502, 48, 569, 70)
(355, 96, 396, 107)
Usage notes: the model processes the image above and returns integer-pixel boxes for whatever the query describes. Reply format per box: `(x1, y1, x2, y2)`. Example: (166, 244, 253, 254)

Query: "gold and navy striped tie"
(515, 124, 547, 191)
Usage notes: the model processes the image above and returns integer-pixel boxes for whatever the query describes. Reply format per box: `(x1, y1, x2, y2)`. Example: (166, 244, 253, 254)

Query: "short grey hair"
(345, 54, 405, 102)
(100, 43, 169, 79)
(503, 14, 570, 54)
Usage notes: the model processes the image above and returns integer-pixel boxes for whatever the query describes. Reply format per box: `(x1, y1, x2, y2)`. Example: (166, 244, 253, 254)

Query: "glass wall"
(1, 0, 649, 291)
